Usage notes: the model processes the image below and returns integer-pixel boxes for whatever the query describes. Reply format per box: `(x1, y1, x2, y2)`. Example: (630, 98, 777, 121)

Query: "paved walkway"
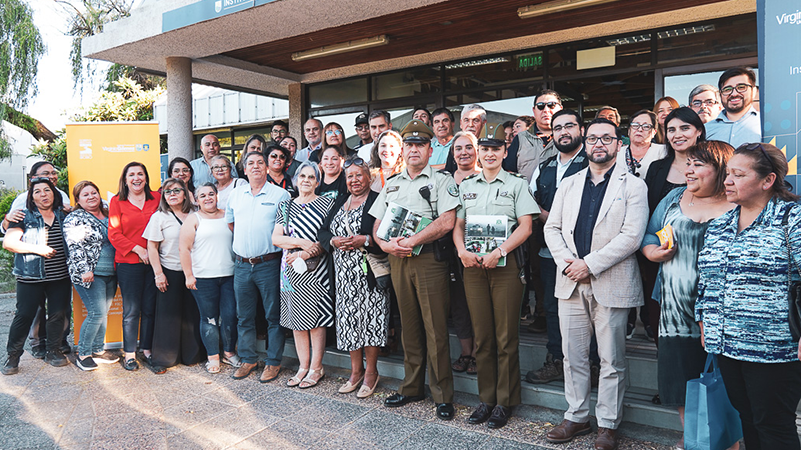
(0, 294, 677, 449)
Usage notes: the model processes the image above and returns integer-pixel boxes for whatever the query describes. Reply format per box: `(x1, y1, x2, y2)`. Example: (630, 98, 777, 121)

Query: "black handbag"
(781, 206, 801, 342)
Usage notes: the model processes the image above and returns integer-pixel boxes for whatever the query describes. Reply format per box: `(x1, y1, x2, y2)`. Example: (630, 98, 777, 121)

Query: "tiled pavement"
(0, 294, 678, 449)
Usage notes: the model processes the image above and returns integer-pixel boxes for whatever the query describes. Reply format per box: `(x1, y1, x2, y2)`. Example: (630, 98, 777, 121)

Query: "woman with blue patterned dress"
(642, 141, 735, 449)
(273, 161, 334, 389)
(696, 143, 801, 450)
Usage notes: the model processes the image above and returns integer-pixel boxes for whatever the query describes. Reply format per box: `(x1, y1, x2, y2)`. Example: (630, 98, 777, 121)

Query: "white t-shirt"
(142, 210, 184, 271)
(616, 143, 667, 180)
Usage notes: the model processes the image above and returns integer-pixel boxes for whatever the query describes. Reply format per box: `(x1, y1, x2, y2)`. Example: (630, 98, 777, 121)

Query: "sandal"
(452, 355, 472, 373)
(205, 360, 221, 374)
(287, 367, 309, 387)
(221, 354, 242, 368)
(123, 358, 139, 371)
(298, 368, 325, 389)
(466, 357, 477, 375)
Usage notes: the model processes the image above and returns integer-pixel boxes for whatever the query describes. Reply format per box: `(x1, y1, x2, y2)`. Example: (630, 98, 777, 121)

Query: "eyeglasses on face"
(172, 168, 191, 174)
(325, 129, 343, 136)
(355, 125, 369, 132)
(535, 102, 561, 111)
(552, 123, 578, 133)
(629, 123, 654, 132)
(720, 83, 753, 96)
(35, 171, 59, 177)
(691, 99, 719, 107)
(269, 153, 287, 160)
(744, 143, 776, 174)
(210, 165, 229, 171)
(585, 135, 619, 146)
(343, 157, 366, 168)
(164, 188, 184, 195)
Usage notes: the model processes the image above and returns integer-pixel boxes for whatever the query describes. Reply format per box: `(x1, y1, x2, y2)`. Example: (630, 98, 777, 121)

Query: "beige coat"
(543, 162, 648, 308)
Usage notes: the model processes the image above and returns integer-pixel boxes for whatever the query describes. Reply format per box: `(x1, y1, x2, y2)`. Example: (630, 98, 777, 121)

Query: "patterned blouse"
(695, 199, 801, 363)
(64, 208, 112, 288)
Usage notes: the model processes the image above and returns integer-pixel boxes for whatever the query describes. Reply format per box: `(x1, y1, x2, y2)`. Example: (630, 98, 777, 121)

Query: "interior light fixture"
(291, 35, 389, 62)
(517, 0, 621, 19)
(444, 57, 510, 70)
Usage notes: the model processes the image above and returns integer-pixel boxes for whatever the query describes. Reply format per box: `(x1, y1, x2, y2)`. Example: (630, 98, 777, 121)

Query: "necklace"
(688, 192, 722, 207)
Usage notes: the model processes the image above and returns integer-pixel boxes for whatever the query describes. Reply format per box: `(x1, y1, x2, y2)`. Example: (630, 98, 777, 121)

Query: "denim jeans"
(74, 275, 117, 357)
(191, 276, 237, 357)
(233, 259, 283, 365)
(7, 278, 72, 356)
(117, 263, 157, 353)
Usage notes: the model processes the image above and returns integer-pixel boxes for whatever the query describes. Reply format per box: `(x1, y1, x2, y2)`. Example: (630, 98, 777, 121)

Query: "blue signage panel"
(758, 0, 800, 192)
(163, 0, 255, 32)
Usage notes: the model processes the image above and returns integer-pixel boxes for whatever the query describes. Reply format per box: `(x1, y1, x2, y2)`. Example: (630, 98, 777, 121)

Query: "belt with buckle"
(235, 252, 282, 265)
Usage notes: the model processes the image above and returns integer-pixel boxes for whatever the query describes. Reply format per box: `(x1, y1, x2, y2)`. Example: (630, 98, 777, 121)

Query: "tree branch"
(2, 104, 58, 142)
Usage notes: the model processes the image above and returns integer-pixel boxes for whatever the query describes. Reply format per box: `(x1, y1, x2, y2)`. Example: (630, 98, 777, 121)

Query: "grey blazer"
(543, 162, 648, 308)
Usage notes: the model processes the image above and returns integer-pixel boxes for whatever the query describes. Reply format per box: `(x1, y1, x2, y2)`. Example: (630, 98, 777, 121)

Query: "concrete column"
(288, 83, 303, 142)
(166, 57, 193, 161)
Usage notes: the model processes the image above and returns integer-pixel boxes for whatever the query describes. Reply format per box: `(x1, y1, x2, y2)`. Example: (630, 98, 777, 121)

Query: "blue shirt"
(574, 166, 613, 259)
(704, 106, 761, 149)
(695, 199, 801, 363)
(191, 157, 239, 186)
(430, 137, 453, 166)
(225, 181, 290, 258)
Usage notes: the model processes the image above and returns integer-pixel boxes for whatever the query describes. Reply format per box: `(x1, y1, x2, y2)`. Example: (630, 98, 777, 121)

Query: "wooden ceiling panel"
(223, 0, 726, 74)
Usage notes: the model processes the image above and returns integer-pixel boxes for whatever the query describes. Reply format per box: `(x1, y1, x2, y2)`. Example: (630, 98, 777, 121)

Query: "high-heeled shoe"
(298, 367, 325, 389)
(357, 374, 380, 399)
(287, 367, 309, 387)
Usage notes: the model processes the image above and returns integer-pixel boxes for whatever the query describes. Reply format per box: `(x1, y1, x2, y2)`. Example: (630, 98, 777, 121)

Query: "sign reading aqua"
(163, 0, 277, 32)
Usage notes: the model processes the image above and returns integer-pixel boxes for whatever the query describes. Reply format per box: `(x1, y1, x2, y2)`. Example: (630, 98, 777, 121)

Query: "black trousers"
(150, 268, 205, 367)
(7, 279, 72, 355)
(718, 354, 801, 450)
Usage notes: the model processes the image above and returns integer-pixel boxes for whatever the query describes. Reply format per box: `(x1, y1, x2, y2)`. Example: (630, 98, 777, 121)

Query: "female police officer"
(453, 123, 539, 429)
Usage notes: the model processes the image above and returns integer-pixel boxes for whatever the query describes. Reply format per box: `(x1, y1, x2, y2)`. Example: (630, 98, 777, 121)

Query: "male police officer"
(370, 120, 460, 420)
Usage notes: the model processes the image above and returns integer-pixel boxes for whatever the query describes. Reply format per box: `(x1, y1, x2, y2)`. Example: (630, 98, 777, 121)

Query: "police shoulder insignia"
(463, 173, 478, 181)
(437, 169, 451, 175)
(447, 184, 459, 197)
(386, 173, 400, 181)
(510, 172, 527, 180)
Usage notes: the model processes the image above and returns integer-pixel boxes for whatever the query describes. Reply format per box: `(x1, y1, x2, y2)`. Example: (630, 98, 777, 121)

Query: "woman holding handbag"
(696, 142, 801, 450)
(319, 156, 389, 398)
(273, 161, 334, 389)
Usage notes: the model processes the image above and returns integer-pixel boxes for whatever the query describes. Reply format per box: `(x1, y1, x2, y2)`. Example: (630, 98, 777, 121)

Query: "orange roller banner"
(66, 122, 161, 348)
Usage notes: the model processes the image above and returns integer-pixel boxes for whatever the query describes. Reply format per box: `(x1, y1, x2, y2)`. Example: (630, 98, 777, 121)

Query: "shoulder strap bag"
(781, 205, 801, 342)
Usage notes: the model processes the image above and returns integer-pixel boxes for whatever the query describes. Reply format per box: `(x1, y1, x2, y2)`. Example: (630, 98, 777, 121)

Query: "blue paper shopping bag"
(684, 354, 743, 450)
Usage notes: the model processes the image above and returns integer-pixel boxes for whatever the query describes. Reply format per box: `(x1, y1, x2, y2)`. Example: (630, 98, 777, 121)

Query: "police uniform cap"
(401, 120, 434, 143)
(355, 113, 369, 126)
(478, 123, 506, 147)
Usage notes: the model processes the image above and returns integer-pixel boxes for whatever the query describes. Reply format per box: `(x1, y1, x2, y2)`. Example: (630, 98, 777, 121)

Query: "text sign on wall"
(758, 0, 800, 192)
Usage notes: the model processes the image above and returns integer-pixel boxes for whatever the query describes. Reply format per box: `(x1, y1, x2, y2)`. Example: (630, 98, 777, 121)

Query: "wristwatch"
(364, 235, 371, 247)
(498, 247, 507, 258)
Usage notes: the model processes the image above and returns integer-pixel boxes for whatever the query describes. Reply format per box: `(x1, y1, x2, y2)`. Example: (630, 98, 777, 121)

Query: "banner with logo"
(758, 0, 800, 193)
(65, 122, 161, 348)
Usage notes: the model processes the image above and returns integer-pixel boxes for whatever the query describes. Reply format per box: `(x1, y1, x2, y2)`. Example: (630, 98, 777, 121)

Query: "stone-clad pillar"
(166, 57, 193, 161)
(288, 83, 303, 143)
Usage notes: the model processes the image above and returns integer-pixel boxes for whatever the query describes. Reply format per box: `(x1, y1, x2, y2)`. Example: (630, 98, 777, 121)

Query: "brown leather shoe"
(231, 362, 257, 380)
(545, 419, 592, 443)
(260, 365, 282, 383)
(594, 427, 618, 450)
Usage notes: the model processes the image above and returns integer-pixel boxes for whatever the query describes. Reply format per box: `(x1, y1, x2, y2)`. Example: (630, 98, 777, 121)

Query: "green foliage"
(72, 76, 163, 122)
(56, 0, 134, 91)
(29, 131, 68, 193)
(0, 0, 46, 161)
(0, 187, 20, 293)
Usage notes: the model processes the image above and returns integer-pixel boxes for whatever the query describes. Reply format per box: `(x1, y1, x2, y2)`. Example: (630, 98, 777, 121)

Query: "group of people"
(1, 66, 798, 450)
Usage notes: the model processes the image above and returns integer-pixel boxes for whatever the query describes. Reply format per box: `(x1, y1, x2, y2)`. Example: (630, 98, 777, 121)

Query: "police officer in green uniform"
(454, 123, 540, 428)
(369, 120, 460, 420)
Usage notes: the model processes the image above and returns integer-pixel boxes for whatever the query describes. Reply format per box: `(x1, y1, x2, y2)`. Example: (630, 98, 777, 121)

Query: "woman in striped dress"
(273, 161, 334, 389)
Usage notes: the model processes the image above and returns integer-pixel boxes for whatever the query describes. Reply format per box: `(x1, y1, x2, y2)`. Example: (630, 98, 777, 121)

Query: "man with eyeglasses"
(353, 113, 373, 160)
(370, 120, 460, 421)
(543, 118, 648, 450)
(705, 67, 761, 148)
(503, 90, 560, 183)
(526, 110, 591, 385)
(296, 118, 323, 163)
(1, 161, 74, 359)
(688, 84, 724, 124)
(191, 134, 238, 186)
(269, 120, 288, 144)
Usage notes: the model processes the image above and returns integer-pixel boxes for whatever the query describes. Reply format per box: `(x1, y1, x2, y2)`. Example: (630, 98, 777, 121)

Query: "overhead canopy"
(83, 0, 754, 97)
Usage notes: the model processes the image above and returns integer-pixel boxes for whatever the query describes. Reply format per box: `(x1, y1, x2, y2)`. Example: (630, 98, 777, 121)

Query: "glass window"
(312, 111, 363, 149)
(233, 127, 271, 146)
(309, 78, 367, 108)
(657, 16, 757, 66)
(373, 66, 441, 101)
(445, 53, 544, 91)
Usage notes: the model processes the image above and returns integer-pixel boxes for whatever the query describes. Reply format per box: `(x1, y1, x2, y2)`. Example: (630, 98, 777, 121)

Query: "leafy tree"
(0, 0, 46, 159)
